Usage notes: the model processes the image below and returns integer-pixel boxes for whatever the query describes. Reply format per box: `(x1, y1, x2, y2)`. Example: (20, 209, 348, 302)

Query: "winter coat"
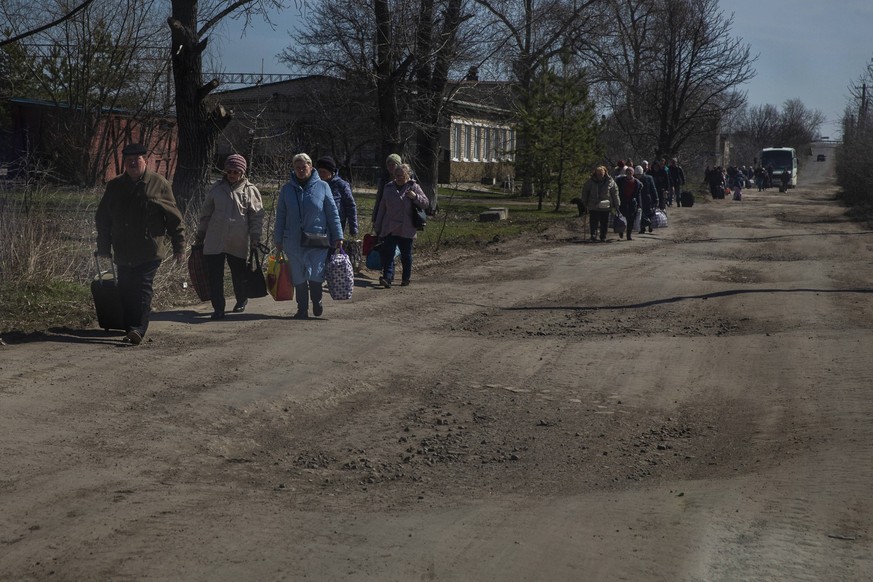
(651, 167, 672, 197)
(374, 178, 429, 240)
(615, 175, 642, 215)
(95, 170, 185, 266)
(668, 164, 686, 187)
(581, 175, 619, 213)
(197, 177, 264, 258)
(638, 173, 660, 215)
(327, 174, 359, 236)
(274, 171, 343, 283)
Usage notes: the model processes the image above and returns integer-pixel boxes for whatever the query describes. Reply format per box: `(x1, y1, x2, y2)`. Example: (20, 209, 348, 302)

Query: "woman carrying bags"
(581, 165, 619, 243)
(373, 163, 429, 288)
(195, 153, 264, 320)
(274, 153, 343, 319)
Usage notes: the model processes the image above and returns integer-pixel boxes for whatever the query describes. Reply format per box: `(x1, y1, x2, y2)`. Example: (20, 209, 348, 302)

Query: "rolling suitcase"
(91, 254, 125, 332)
(680, 191, 694, 207)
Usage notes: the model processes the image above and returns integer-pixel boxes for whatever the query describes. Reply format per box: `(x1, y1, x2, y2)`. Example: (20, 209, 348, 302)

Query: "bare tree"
(411, 0, 472, 212)
(777, 98, 825, 148)
(472, 0, 599, 195)
(167, 0, 285, 212)
(0, 0, 96, 47)
(1, 0, 171, 186)
(279, 0, 476, 210)
(732, 100, 824, 166)
(278, 0, 414, 192)
(587, 0, 755, 159)
(839, 56, 873, 204)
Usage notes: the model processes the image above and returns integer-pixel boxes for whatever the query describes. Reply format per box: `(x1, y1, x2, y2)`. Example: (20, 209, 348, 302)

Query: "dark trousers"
(589, 211, 610, 240)
(619, 203, 637, 238)
(295, 281, 323, 314)
(380, 235, 414, 283)
(116, 259, 161, 337)
(203, 253, 247, 314)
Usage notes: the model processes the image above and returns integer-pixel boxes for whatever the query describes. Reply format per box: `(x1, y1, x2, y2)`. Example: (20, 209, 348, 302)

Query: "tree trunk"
(374, 0, 404, 169)
(414, 126, 440, 213)
(411, 0, 465, 213)
(168, 2, 225, 214)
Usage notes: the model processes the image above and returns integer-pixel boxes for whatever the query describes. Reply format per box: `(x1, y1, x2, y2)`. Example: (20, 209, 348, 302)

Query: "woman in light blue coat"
(274, 153, 343, 319)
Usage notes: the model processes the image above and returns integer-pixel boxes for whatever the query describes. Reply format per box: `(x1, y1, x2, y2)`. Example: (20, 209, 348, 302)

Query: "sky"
(212, 0, 873, 140)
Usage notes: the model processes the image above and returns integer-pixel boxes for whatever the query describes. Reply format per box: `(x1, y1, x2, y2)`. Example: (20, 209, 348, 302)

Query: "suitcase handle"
(93, 252, 117, 284)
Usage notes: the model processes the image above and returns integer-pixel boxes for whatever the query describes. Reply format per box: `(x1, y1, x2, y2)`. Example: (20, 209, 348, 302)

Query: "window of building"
(502, 128, 515, 161)
(452, 123, 462, 160)
(464, 125, 473, 160)
(473, 126, 482, 161)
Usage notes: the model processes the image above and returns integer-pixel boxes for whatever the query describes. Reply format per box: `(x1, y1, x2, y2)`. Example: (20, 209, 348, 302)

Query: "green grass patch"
(0, 279, 94, 335)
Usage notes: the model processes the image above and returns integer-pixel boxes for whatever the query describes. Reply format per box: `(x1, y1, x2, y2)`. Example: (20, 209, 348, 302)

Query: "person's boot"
(309, 281, 324, 317)
(293, 283, 309, 319)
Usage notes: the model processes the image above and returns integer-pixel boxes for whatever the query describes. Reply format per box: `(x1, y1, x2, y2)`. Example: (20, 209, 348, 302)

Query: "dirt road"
(2, 159, 872, 581)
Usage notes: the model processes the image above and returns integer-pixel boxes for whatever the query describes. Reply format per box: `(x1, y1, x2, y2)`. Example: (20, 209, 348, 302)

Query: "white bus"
(760, 147, 798, 189)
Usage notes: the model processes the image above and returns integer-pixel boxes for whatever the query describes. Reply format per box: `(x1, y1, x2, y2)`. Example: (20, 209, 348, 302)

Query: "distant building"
(214, 74, 517, 187)
(0, 97, 177, 184)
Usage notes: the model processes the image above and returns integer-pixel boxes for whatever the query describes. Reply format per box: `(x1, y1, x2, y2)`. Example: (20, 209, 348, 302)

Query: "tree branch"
(0, 0, 96, 47)
(198, 0, 256, 38)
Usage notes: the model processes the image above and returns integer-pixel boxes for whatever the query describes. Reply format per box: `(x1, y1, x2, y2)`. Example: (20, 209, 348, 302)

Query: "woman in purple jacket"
(373, 164, 429, 288)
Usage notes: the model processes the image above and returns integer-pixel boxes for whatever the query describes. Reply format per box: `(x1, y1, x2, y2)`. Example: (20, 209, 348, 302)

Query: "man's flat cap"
(121, 143, 147, 157)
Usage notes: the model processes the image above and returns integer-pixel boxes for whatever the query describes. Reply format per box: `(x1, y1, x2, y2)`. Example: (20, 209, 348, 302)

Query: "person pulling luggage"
(95, 143, 185, 345)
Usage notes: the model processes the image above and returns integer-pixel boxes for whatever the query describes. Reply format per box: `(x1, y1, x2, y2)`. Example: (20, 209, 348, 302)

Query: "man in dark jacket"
(668, 157, 687, 206)
(95, 143, 185, 345)
(634, 165, 659, 233)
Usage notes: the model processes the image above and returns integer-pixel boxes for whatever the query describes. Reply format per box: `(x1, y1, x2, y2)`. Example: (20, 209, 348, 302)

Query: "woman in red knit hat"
(195, 153, 264, 319)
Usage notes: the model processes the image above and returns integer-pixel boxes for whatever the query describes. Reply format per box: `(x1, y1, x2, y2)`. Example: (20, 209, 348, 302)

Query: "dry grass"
(0, 182, 202, 337)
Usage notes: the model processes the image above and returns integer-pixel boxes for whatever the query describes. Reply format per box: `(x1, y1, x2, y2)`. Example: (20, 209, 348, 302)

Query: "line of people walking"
(95, 147, 429, 344)
(578, 156, 685, 242)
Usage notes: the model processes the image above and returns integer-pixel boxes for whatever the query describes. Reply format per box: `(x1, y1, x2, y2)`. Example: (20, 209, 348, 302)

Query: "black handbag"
(300, 230, 330, 248)
(411, 205, 427, 230)
(245, 245, 268, 298)
(293, 188, 332, 247)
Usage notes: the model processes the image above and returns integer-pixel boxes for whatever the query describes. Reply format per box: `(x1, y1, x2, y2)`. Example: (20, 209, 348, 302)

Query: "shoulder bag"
(411, 204, 427, 230)
(294, 188, 331, 248)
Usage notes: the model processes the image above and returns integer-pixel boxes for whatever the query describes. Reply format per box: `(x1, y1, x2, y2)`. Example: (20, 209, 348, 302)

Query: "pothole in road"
(223, 382, 785, 510)
(449, 305, 742, 338)
(705, 266, 764, 284)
